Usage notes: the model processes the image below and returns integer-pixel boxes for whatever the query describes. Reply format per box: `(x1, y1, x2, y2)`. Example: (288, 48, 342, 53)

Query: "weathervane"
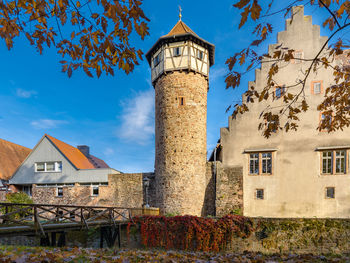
(179, 5, 182, 21)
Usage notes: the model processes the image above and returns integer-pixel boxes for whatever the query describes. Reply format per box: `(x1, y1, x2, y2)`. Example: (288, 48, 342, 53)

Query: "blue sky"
(0, 1, 335, 172)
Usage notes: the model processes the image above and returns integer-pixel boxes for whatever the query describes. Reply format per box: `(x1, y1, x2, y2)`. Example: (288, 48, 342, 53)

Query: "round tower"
(146, 16, 215, 216)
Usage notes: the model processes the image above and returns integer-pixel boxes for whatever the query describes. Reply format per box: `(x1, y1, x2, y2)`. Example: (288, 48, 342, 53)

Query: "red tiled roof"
(88, 155, 110, 169)
(45, 134, 99, 170)
(0, 139, 31, 180)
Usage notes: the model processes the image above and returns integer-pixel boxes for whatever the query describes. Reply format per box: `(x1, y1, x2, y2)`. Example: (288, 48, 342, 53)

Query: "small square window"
(319, 112, 332, 131)
(92, 186, 99, 196)
(313, 82, 321, 94)
(326, 187, 335, 199)
(293, 51, 303, 64)
(275, 85, 286, 99)
(173, 47, 181, 57)
(57, 187, 63, 197)
(256, 189, 264, 200)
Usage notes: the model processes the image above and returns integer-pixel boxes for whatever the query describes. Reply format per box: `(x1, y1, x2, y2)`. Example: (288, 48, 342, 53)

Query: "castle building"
(214, 6, 350, 218)
(146, 15, 215, 216)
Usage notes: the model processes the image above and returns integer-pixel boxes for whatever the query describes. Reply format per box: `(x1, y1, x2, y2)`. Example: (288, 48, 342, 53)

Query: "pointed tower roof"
(146, 19, 215, 67)
(162, 20, 198, 38)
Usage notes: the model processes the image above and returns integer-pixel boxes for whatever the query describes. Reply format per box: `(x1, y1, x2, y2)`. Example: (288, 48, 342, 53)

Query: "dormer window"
(197, 50, 203, 60)
(173, 47, 181, 57)
(35, 162, 62, 172)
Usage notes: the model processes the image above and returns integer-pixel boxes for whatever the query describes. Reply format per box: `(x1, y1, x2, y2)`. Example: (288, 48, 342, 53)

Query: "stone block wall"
(32, 184, 110, 206)
(203, 162, 216, 216)
(215, 162, 243, 217)
(154, 71, 208, 216)
(107, 173, 143, 208)
(31, 173, 146, 208)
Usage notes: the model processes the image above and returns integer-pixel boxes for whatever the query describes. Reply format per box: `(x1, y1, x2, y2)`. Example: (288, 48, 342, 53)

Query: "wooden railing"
(0, 202, 153, 236)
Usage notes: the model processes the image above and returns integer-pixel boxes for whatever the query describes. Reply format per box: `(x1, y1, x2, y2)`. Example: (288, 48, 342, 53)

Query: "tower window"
(153, 53, 160, 66)
(173, 47, 181, 57)
(179, 97, 185, 106)
(197, 50, 204, 60)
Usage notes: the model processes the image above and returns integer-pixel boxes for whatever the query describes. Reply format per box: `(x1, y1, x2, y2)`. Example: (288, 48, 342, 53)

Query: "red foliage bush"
(127, 215, 253, 252)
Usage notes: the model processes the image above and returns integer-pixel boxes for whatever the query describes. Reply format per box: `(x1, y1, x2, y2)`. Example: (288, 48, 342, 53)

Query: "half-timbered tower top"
(146, 18, 215, 84)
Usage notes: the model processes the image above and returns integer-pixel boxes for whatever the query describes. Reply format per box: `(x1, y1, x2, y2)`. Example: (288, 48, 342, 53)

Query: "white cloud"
(16, 88, 37, 98)
(30, 119, 68, 129)
(118, 89, 155, 144)
(210, 66, 227, 83)
(103, 147, 115, 156)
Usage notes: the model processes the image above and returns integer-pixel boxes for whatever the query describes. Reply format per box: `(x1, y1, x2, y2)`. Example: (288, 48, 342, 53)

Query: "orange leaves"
(0, 0, 149, 78)
(234, 0, 263, 28)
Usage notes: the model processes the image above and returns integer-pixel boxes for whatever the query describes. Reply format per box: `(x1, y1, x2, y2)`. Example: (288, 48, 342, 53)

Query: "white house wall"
(220, 6, 350, 218)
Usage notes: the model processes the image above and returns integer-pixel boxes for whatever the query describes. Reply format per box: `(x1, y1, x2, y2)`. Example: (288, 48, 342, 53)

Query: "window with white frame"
(57, 187, 63, 197)
(92, 186, 99, 196)
(248, 152, 273, 175)
(261, 153, 272, 174)
(293, 51, 303, 63)
(35, 162, 62, 172)
(249, 153, 259, 174)
(80, 182, 107, 196)
(256, 189, 264, 200)
(321, 150, 347, 174)
(312, 82, 322, 94)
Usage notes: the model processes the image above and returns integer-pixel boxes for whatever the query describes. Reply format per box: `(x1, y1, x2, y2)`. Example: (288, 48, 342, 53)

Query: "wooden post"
(100, 227, 104, 248)
(118, 224, 121, 248)
(51, 232, 56, 247)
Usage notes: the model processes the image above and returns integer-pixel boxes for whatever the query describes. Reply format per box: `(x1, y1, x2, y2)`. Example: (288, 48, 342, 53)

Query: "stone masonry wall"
(154, 71, 208, 216)
(32, 173, 146, 208)
(32, 184, 110, 206)
(215, 162, 243, 217)
(107, 173, 143, 208)
(203, 162, 216, 216)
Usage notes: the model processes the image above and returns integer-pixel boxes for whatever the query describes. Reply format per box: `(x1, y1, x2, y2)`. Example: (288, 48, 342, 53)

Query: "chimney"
(78, 145, 90, 157)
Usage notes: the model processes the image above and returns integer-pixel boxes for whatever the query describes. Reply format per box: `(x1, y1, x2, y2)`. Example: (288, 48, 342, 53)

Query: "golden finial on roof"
(179, 5, 182, 21)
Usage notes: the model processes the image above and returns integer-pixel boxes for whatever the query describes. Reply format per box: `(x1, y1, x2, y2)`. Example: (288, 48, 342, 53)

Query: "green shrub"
(1, 192, 33, 221)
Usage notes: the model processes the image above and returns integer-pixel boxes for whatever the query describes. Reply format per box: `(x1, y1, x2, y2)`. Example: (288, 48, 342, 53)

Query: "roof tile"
(0, 139, 31, 180)
(45, 134, 96, 170)
(163, 20, 198, 37)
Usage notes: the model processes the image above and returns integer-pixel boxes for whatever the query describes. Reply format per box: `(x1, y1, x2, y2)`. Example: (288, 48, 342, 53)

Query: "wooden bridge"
(0, 202, 159, 247)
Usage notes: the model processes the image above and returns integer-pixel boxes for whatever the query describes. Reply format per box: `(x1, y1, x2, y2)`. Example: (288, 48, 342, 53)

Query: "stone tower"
(146, 16, 215, 216)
